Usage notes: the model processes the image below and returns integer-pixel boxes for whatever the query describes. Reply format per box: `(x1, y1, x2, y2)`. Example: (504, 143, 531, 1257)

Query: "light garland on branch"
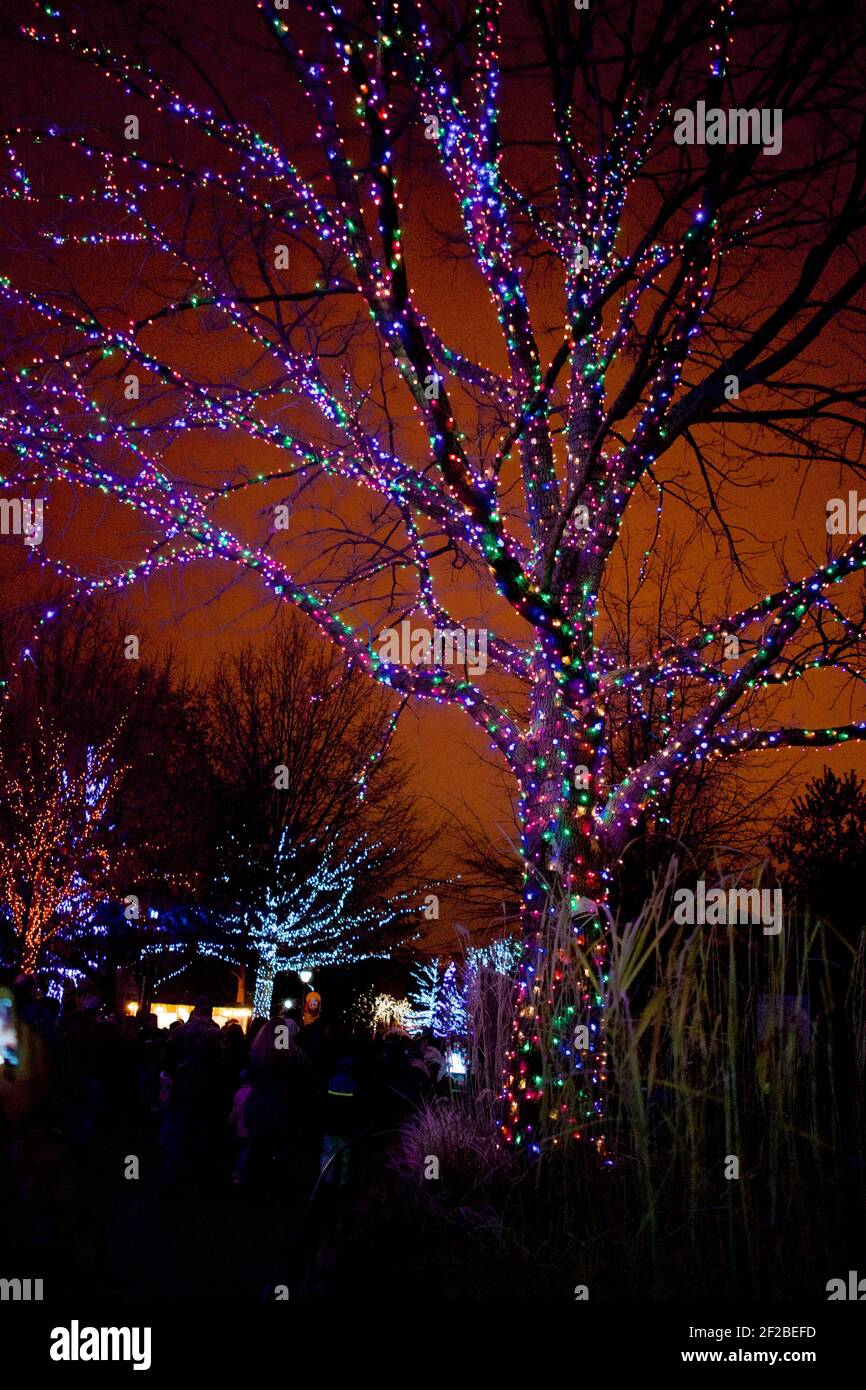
(1, 0, 863, 1155)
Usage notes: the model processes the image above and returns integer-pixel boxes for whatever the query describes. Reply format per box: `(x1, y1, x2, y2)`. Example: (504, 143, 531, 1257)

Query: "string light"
(2, 0, 862, 1154)
(219, 830, 416, 1019)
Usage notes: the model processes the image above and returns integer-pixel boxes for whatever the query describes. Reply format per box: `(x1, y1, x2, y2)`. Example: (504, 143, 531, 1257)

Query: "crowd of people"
(1, 974, 452, 1205)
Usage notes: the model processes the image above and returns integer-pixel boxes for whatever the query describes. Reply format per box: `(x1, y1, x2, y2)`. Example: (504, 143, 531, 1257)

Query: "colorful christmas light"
(1, 0, 863, 1152)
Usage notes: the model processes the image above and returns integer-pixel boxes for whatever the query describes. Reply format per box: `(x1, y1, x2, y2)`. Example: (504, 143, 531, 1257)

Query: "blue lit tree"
(411, 937, 521, 1040)
(432, 960, 466, 1040)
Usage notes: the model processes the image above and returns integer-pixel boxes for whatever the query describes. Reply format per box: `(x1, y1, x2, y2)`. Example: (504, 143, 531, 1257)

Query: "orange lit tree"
(0, 721, 125, 971)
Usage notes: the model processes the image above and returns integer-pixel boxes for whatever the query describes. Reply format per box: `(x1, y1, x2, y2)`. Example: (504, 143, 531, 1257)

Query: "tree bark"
(503, 674, 609, 1153)
(254, 942, 277, 1019)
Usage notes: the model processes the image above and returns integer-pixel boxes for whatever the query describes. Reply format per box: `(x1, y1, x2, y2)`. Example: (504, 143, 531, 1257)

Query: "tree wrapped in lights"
(4, 0, 866, 1147)
(432, 960, 466, 1039)
(0, 720, 125, 970)
(407, 957, 440, 1033)
(469, 937, 522, 980)
(225, 829, 414, 1018)
(370, 992, 412, 1032)
(410, 937, 521, 1038)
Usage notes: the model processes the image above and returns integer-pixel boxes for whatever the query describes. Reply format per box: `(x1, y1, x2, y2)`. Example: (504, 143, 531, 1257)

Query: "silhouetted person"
(159, 997, 225, 1188)
(245, 1019, 319, 1190)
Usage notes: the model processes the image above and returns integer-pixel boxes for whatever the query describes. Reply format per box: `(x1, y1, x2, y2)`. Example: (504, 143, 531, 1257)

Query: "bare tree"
(1, 597, 216, 903)
(205, 615, 432, 1001)
(205, 614, 429, 894)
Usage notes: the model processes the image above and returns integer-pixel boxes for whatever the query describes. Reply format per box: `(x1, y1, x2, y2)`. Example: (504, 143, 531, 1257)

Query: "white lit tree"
(224, 829, 415, 1018)
(407, 957, 441, 1033)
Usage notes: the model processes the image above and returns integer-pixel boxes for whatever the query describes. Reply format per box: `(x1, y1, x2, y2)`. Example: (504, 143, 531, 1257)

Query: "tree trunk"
(254, 942, 277, 1018)
(20, 928, 39, 973)
(502, 671, 609, 1154)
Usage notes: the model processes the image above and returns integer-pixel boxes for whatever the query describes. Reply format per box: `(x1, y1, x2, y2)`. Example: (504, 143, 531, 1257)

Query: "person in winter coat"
(159, 997, 225, 1188)
(243, 1018, 320, 1188)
